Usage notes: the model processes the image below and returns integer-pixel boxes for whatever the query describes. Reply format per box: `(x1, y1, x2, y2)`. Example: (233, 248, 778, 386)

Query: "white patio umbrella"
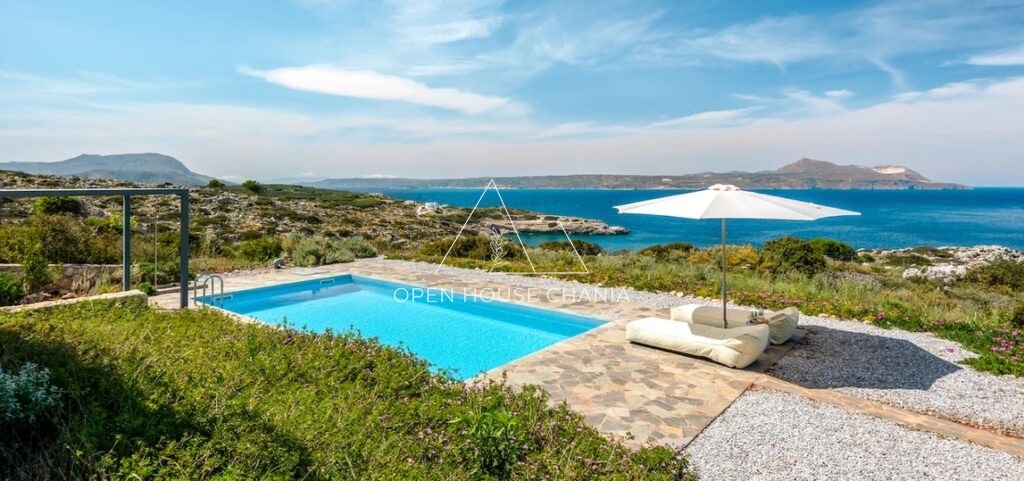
(615, 184, 860, 322)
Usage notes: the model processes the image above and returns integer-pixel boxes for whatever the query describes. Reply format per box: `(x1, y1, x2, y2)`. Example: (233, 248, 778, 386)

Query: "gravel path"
(770, 316, 1024, 437)
(686, 389, 1024, 481)
(370, 258, 1024, 436)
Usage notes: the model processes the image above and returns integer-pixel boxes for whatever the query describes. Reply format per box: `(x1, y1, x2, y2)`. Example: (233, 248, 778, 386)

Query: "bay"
(366, 187, 1024, 250)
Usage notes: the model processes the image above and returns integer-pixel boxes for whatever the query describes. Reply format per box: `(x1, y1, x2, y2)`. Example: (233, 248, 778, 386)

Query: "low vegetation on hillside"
(0, 299, 692, 480)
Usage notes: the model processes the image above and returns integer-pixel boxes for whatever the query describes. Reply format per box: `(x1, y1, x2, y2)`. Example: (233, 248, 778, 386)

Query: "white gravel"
(371, 259, 1024, 435)
(769, 315, 1024, 437)
(686, 389, 1024, 481)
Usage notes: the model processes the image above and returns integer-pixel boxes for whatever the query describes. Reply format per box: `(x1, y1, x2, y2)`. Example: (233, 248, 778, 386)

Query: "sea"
(364, 187, 1024, 251)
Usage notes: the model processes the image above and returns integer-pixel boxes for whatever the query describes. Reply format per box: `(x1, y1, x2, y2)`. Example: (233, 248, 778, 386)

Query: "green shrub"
(962, 261, 1024, 291)
(241, 180, 263, 194)
(21, 253, 53, 292)
(0, 214, 120, 264)
(538, 239, 603, 256)
(884, 254, 933, 267)
(0, 363, 62, 424)
(639, 242, 695, 260)
(334, 237, 378, 258)
(858, 252, 876, 263)
(1008, 302, 1024, 329)
(0, 273, 23, 306)
(235, 237, 283, 262)
(322, 245, 355, 264)
(810, 238, 857, 261)
(207, 179, 226, 188)
(760, 236, 826, 277)
(290, 239, 324, 267)
(135, 282, 157, 296)
(32, 196, 83, 215)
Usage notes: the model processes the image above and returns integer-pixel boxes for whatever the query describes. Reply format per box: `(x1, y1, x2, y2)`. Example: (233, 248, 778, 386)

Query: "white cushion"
(670, 304, 751, 328)
(626, 317, 770, 368)
(767, 307, 800, 345)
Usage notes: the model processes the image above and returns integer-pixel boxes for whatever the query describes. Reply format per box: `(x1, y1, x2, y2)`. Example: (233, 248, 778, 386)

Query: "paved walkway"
(150, 260, 1023, 455)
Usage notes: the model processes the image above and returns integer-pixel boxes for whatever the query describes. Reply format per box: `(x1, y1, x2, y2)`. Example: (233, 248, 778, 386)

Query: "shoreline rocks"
(864, 245, 1024, 282)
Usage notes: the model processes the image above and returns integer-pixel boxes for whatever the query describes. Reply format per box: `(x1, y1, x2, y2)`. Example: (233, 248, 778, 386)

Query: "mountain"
(308, 159, 969, 191)
(0, 153, 216, 185)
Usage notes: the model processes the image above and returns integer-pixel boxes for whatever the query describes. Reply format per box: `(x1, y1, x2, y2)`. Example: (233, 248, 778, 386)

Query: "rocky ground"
(866, 245, 1024, 282)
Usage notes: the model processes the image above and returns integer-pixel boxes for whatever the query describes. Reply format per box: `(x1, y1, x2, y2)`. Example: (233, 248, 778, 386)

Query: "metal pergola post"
(0, 187, 191, 308)
(122, 195, 132, 290)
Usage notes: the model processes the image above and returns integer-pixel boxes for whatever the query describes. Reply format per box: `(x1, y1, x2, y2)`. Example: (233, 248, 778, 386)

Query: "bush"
(322, 244, 355, 264)
(639, 242, 695, 260)
(962, 261, 1024, 291)
(235, 237, 283, 262)
(207, 179, 226, 188)
(688, 245, 762, 269)
(290, 239, 324, 267)
(538, 239, 603, 256)
(21, 253, 53, 292)
(1008, 302, 1024, 329)
(858, 252, 876, 263)
(810, 238, 857, 261)
(0, 214, 120, 265)
(760, 236, 826, 277)
(334, 237, 378, 258)
(241, 180, 263, 194)
(135, 282, 157, 296)
(0, 273, 23, 306)
(0, 363, 62, 424)
(32, 196, 83, 216)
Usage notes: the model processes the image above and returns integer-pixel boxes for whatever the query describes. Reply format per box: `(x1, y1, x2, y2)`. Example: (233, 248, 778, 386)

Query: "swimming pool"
(203, 275, 605, 379)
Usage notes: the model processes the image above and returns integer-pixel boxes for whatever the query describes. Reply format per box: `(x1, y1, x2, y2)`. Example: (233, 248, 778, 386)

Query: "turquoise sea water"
(370, 188, 1024, 250)
(211, 275, 604, 380)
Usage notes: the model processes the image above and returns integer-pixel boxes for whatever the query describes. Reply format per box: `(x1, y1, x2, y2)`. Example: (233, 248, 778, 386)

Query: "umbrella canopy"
(613, 184, 860, 220)
(615, 184, 860, 322)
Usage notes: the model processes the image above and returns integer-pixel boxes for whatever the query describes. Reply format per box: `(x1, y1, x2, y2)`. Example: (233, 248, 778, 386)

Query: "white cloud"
(969, 44, 1024, 66)
(647, 108, 758, 128)
(825, 89, 854, 99)
(238, 64, 522, 115)
(686, 16, 834, 65)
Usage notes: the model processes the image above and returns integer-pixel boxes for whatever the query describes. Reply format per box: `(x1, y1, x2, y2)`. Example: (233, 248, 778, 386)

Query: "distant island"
(0, 154, 968, 190)
(0, 153, 215, 185)
(309, 158, 968, 190)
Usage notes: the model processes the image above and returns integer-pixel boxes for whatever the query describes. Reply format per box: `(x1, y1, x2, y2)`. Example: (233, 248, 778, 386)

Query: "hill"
(308, 158, 968, 190)
(0, 153, 216, 185)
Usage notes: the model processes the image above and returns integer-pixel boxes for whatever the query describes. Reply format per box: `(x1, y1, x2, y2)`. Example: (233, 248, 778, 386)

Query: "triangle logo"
(435, 179, 590, 275)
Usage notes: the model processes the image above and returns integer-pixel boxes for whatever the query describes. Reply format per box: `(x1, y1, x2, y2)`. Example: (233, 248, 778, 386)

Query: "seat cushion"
(767, 307, 800, 345)
(670, 304, 752, 328)
(626, 317, 769, 368)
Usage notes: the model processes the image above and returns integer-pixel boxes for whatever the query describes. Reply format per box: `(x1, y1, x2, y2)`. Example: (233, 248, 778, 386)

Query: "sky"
(2, 0, 1024, 185)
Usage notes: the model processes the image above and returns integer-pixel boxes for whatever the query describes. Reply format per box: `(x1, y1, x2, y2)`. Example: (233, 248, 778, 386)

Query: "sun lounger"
(625, 317, 770, 368)
(671, 304, 800, 345)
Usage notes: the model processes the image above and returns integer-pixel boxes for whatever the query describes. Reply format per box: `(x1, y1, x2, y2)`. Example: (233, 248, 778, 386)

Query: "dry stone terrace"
(150, 259, 1024, 456)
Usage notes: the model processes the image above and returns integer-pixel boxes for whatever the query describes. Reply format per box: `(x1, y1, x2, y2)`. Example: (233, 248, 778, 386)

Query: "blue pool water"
(364, 187, 1024, 250)
(209, 275, 603, 379)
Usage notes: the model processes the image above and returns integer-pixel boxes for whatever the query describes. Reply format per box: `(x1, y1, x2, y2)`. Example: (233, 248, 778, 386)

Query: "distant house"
(416, 202, 444, 216)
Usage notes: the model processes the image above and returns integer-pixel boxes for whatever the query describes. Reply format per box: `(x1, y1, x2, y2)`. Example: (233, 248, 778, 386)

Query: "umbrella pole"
(721, 218, 727, 326)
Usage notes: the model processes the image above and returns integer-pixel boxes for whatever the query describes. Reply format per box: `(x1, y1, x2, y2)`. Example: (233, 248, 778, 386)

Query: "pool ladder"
(193, 273, 226, 307)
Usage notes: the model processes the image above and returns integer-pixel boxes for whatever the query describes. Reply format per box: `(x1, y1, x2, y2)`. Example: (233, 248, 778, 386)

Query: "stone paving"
(149, 259, 1023, 455)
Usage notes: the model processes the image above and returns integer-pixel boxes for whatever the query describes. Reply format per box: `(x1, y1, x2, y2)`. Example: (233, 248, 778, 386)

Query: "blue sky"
(2, 0, 1024, 185)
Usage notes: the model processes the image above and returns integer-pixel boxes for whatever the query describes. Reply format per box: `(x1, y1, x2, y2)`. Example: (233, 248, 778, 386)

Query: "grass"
(0, 299, 692, 480)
